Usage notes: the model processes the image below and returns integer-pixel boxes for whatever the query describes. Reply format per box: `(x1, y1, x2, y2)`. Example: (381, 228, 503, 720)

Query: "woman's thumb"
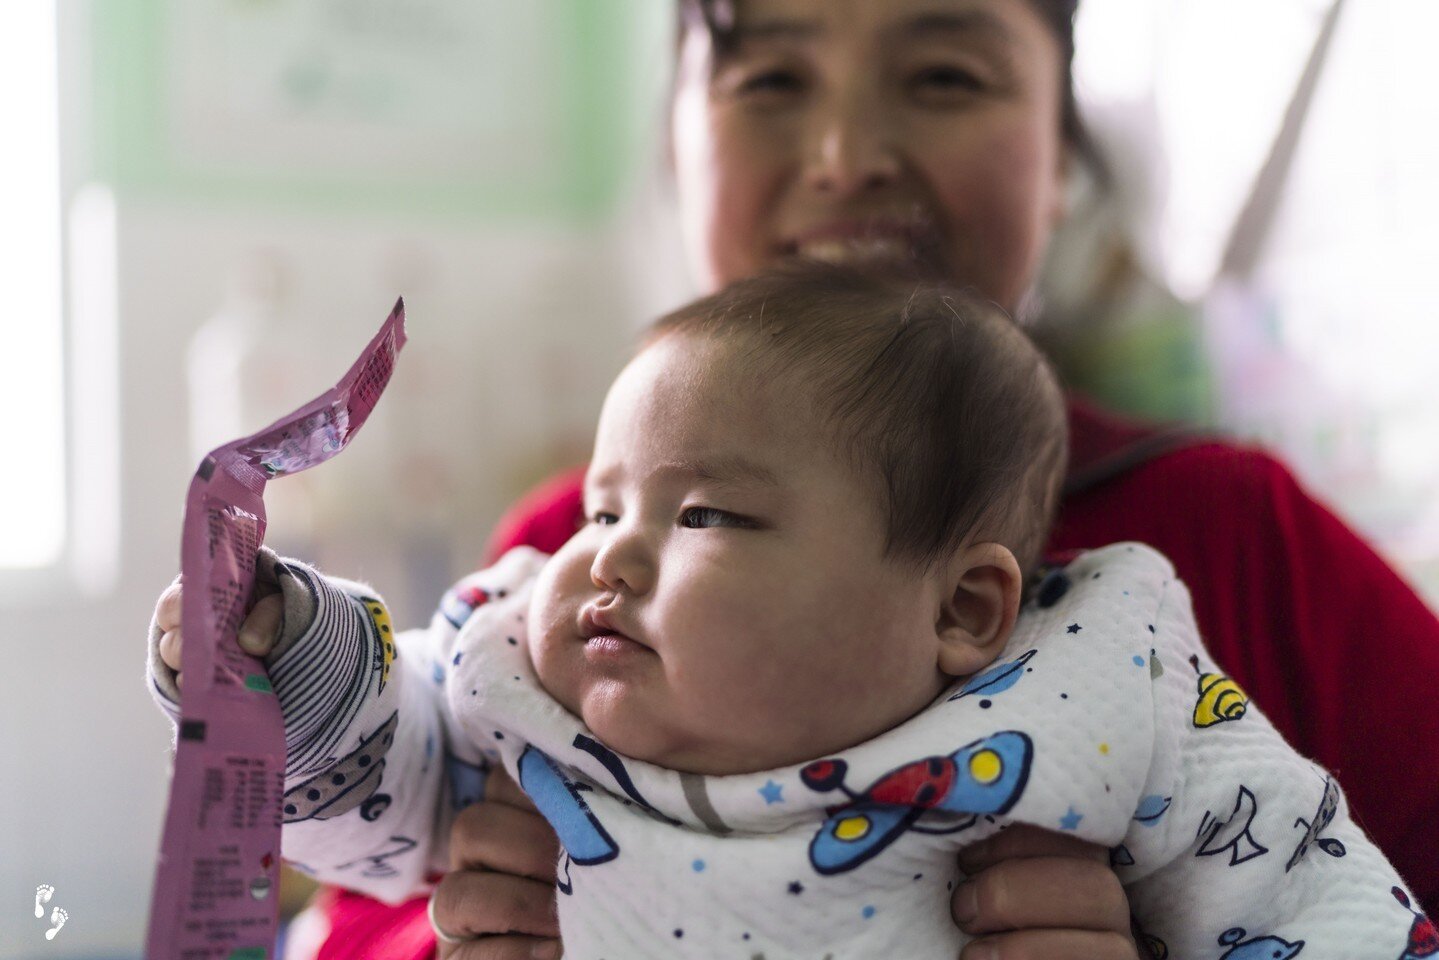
(238, 592, 283, 656)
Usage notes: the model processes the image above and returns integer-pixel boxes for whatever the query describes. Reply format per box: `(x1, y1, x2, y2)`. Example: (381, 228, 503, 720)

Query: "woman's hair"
(675, 0, 1106, 181)
(645, 263, 1070, 577)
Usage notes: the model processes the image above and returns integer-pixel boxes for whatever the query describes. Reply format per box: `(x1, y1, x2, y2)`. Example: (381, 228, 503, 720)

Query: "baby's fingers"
(157, 585, 279, 664)
(156, 580, 184, 633)
(159, 629, 185, 674)
(238, 592, 283, 656)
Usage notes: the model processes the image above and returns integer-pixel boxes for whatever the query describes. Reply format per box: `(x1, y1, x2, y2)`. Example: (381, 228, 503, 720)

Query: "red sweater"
(311, 397, 1439, 957)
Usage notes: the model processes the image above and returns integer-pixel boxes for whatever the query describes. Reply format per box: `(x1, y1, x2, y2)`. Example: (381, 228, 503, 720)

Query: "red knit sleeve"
(483, 465, 588, 562)
(309, 468, 588, 960)
(311, 888, 434, 960)
(1224, 452, 1439, 911)
(1054, 442, 1439, 910)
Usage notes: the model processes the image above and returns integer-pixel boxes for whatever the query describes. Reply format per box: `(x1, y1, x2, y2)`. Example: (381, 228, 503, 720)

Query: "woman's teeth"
(796, 237, 914, 263)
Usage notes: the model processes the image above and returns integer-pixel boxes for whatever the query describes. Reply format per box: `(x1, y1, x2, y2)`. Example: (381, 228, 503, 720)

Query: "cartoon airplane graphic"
(800, 730, 1033, 875)
(1392, 886, 1438, 960)
(517, 745, 619, 894)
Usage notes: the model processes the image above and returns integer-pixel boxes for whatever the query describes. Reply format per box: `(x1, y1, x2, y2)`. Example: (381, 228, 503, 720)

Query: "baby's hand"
(154, 572, 284, 691)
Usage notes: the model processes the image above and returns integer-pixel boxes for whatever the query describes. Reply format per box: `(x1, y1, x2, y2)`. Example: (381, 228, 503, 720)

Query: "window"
(1071, 0, 1439, 602)
(0, 0, 65, 568)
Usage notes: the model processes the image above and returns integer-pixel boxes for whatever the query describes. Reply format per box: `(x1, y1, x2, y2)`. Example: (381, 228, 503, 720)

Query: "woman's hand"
(426, 778, 1137, 960)
(953, 825, 1140, 960)
(431, 769, 564, 960)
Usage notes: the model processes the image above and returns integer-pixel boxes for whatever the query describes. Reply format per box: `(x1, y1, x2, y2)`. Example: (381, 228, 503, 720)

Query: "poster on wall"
(168, 0, 558, 181)
(92, 0, 649, 218)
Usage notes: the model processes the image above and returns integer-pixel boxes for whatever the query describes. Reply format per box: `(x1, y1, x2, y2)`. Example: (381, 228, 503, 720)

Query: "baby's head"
(528, 265, 1067, 775)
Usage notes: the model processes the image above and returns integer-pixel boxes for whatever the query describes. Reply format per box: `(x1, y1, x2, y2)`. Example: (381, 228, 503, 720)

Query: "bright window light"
(1073, 0, 1439, 598)
(0, 0, 66, 568)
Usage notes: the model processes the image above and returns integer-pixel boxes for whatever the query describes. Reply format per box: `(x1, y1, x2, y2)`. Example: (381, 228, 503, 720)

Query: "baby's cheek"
(688, 630, 822, 726)
(525, 575, 582, 712)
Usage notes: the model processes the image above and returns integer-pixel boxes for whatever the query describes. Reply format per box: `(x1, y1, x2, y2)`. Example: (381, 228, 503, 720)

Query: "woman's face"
(671, 0, 1069, 311)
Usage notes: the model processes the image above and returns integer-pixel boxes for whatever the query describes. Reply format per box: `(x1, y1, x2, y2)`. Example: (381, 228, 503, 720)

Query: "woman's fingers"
(437, 781, 561, 955)
(957, 823, 1106, 874)
(960, 929, 1137, 960)
(428, 868, 560, 942)
(484, 767, 539, 813)
(238, 592, 283, 656)
(952, 855, 1131, 938)
(438, 935, 560, 960)
(449, 801, 560, 882)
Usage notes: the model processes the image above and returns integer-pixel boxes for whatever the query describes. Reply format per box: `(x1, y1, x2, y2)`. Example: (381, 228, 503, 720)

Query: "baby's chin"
(560, 682, 777, 776)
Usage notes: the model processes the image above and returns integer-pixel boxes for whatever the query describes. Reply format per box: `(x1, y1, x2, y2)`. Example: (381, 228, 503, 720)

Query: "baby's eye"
(589, 511, 620, 526)
(679, 506, 754, 530)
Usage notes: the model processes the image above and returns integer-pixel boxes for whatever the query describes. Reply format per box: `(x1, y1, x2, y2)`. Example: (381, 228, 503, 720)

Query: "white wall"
(3, 0, 690, 952)
(2, 186, 692, 958)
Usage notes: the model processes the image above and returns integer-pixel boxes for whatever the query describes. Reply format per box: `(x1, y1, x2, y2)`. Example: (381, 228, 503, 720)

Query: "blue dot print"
(692, 859, 706, 872)
(862, 905, 876, 919)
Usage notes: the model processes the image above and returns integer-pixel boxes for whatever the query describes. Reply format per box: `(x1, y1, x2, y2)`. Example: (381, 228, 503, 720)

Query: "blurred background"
(2, 0, 1435, 956)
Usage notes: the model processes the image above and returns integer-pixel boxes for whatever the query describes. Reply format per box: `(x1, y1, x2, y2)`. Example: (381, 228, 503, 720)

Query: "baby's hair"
(645, 263, 1069, 576)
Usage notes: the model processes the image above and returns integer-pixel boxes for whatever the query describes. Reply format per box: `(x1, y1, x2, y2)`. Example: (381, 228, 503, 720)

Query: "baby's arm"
(1119, 571, 1426, 959)
(146, 548, 458, 903)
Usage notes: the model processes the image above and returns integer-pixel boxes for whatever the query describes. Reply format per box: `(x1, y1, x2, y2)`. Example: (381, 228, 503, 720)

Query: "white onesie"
(147, 542, 1432, 960)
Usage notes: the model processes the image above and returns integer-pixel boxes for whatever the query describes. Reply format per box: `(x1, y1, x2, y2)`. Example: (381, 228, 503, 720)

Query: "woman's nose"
(802, 86, 901, 196)
(589, 523, 655, 596)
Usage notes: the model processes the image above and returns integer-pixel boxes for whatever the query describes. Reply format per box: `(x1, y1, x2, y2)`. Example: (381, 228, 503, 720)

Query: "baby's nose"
(589, 527, 655, 596)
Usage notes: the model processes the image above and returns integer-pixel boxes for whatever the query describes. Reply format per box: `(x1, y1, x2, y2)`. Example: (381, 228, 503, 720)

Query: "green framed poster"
(87, 0, 658, 222)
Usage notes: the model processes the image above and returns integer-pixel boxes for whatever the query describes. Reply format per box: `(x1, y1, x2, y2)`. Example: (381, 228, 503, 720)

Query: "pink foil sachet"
(146, 299, 407, 960)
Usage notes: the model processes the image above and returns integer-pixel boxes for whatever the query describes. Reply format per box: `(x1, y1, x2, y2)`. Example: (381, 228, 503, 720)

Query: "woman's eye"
(911, 65, 984, 95)
(742, 69, 802, 92)
(727, 67, 806, 102)
(680, 506, 752, 529)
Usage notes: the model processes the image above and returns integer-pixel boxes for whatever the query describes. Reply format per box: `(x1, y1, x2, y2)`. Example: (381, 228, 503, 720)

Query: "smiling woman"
(304, 1, 1439, 958)
(671, 0, 1073, 311)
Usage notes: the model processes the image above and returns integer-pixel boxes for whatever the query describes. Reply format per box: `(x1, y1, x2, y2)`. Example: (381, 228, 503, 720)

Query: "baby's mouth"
(583, 634, 651, 660)
(579, 606, 653, 658)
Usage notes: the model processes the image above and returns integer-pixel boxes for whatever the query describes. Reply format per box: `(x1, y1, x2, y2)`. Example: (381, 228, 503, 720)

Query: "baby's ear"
(935, 543, 1022, 678)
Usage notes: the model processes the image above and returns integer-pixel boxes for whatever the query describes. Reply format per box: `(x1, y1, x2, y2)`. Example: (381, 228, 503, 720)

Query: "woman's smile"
(777, 211, 951, 272)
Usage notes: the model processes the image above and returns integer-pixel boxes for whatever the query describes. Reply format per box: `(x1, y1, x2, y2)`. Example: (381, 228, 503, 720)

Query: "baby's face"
(528, 333, 954, 775)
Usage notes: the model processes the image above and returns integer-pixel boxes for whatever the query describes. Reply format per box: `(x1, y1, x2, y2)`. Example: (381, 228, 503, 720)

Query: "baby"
(147, 267, 1425, 959)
